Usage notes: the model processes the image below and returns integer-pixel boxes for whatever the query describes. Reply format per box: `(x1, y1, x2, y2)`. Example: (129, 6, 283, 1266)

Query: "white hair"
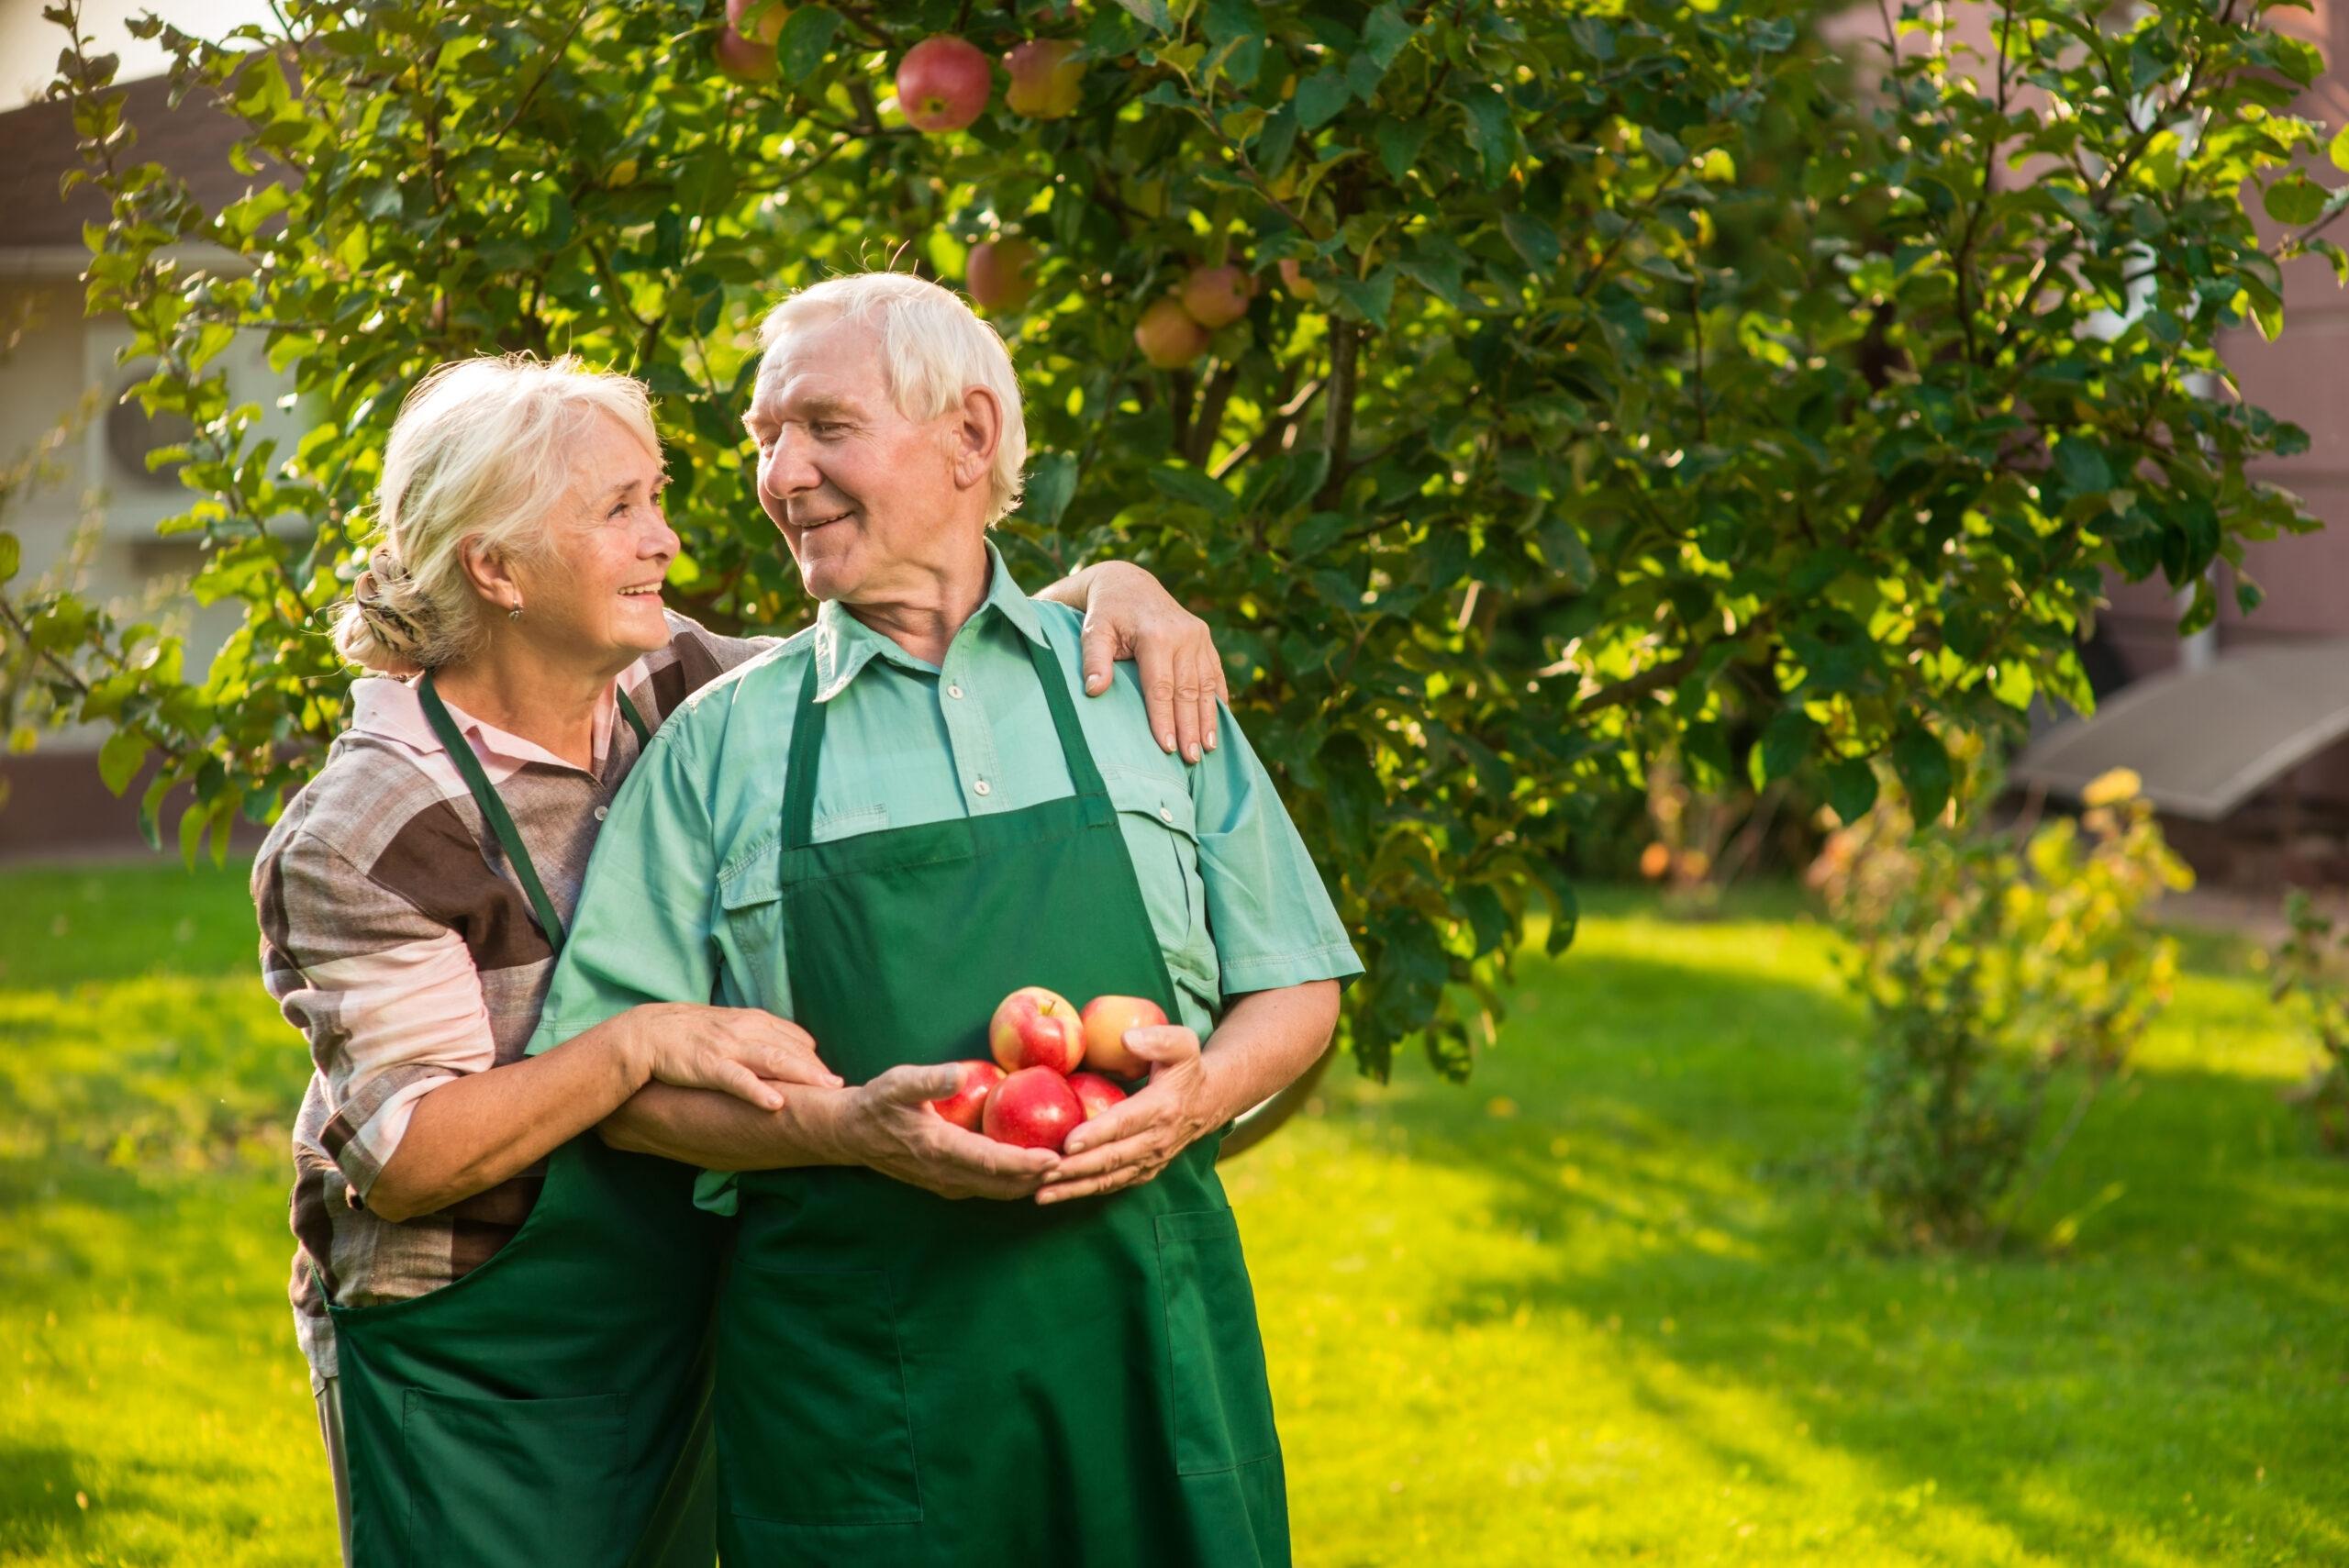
(333, 354, 661, 673)
(755, 272, 1028, 524)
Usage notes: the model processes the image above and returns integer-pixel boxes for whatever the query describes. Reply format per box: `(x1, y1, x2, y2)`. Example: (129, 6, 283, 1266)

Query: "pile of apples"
(930, 988, 1168, 1155)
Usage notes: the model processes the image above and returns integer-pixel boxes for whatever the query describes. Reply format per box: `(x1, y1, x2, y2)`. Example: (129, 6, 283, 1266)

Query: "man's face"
(744, 315, 961, 604)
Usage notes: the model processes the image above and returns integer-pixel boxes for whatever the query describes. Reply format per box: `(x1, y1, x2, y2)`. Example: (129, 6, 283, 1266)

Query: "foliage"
(1809, 764, 2193, 1248)
(6, 0, 2338, 1077)
(2264, 888, 2349, 1153)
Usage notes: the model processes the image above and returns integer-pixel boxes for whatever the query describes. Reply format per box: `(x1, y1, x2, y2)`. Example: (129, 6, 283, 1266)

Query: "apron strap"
(1024, 634, 1108, 802)
(417, 670, 569, 954)
(617, 687, 651, 751)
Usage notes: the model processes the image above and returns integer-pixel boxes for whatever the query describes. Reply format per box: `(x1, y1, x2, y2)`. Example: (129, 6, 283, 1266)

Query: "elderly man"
(529, 272, 1359, 1568)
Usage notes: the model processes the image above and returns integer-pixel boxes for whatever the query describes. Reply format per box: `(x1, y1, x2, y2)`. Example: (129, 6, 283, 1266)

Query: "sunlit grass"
(4, 862, 2344, 1564)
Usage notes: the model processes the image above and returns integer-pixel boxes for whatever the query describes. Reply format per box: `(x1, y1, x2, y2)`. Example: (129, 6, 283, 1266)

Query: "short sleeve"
(255, 832, 497, 1200)
(1187, 703, 1364, 997)
(527, 723, 724, 1055)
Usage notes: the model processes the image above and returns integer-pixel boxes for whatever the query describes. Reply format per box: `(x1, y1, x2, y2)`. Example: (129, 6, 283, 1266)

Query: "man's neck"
(843, 544, 993, 668)
(429, 639, 620, 773)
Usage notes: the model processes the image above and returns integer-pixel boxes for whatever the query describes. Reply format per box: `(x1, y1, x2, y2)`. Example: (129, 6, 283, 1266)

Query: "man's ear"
(948, 385, 1003, 493)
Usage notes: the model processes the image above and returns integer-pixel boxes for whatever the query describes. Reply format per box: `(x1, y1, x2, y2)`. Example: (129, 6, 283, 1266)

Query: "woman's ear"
(949, 385, 1003, 493)
(458, 538, 524, 617)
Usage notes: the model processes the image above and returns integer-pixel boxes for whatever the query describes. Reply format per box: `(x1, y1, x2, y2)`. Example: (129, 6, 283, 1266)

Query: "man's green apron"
(325, 673, 728, 1568)
(716, 637, 1289, 1568)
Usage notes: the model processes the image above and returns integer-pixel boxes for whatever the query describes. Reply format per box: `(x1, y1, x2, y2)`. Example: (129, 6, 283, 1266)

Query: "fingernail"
(1088, 673, 1107, 692)
(1186, 744, 1200, 762)
(1160, 732, 1175, 751)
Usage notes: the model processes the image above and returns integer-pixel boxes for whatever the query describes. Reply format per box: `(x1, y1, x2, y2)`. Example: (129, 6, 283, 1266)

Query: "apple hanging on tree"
(1133, 297, 1209, 369)
(712, 25, 777, 83)
(966, 238, 1039, 313)
(726, 0, 788, 46)
(896, 35, 992, 133)
(1004, 39, 1084, 119)
(1179, 264, 1252, 329)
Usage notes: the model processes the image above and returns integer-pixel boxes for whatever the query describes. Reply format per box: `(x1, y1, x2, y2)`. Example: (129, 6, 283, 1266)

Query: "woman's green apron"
(323, 672, 728, 1568)
(716, 636, 1289, 1568)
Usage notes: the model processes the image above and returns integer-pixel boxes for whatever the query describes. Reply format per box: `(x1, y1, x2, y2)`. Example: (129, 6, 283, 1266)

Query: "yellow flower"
(2082, 767, 2143, 808)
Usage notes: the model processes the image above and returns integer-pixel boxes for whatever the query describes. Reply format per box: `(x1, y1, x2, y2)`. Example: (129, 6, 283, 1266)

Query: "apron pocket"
(1156, 1208, 1281, 1475)
(401, 1387, 626, 1567)
(718, 1267, 923, 1526)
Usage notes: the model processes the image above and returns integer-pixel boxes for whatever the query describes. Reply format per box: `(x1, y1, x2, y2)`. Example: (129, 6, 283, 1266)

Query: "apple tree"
(8, 0, 2338, 1079)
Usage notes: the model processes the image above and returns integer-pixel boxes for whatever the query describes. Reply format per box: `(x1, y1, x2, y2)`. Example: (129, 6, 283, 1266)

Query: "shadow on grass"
(1323, 936, 2349, 1564)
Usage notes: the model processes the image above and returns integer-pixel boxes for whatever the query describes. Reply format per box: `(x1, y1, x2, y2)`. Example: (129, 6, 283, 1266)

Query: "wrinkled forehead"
(749, 312, 888, 418)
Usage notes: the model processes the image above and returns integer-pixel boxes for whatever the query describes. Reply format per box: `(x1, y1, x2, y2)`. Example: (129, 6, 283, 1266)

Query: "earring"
(508, 602, 524, 622)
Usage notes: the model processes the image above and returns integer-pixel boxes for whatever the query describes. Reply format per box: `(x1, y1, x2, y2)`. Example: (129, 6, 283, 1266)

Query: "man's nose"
(760, 429, 821, 503)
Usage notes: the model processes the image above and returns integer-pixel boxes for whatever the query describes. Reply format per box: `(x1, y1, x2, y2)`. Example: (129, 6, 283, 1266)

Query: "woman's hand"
(836, 1063, 1062, 1199)
(1034, 1024, 1225, 1205)
(1056, 561, 1230, 764)
(625, 1003, 841, 1112)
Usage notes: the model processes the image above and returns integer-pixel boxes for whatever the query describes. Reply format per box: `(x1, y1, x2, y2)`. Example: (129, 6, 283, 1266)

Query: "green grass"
(4, 864, 2344, 1565)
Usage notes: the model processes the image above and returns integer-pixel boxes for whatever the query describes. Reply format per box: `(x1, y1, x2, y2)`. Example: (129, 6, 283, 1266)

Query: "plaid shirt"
(252, 613, 769, 1384)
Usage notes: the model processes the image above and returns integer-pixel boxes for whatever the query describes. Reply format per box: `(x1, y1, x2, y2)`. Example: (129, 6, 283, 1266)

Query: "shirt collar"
(811, 539, 1044, 703)
(347, 672, 621, 778)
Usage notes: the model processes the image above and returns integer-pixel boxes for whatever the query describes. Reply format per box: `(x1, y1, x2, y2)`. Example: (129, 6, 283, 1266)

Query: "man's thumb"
(879, 1063, 964, 1104)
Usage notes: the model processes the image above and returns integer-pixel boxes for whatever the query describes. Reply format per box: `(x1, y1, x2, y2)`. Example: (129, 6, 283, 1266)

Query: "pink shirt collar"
(347, 670, 631, 780)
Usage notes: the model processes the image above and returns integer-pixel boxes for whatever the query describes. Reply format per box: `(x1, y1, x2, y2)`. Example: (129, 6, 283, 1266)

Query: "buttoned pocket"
(1157, 1207, 1281, 1475)
(717, 851, 784, 1012)
(402, 1388, 627, 1566)
(1102, 767, 1217, 1000)
(717, 1267, 923, 1527)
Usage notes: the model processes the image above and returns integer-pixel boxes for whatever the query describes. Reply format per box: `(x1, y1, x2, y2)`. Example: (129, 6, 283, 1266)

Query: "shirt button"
(1158, 806, 1174, 824)
(974, 779, 992, 797)
(947, 684, 964, 700)
(594, 806, 609, 821)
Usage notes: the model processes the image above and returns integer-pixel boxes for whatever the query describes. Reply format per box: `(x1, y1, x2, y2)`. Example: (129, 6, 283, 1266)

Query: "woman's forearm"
(598, 1080, 852, 1173)
(1197, 981, 1343, 1125)
(365, 1014, 649, 1223)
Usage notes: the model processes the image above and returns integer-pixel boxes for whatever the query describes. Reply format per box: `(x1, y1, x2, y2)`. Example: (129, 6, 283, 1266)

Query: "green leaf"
(1364, 6, 1415, 69)
(1754, 708, 1816, 786)
(2331, 124, 2349, 174)
(1295, 66, 1350, 130)
(1375, 118, 1429, 183)
(1020, 450, 1079, 529)
(1893, 727, 1953, 824)
(1825, 759, 1879, 826)
(2263, 172, 2328, 227)
(1457, 88, 1512, 183)
(1326, 268, 1396, 328)
(0, 530, 17, 584)
(1147, 463, 1238, 518)
(1531, 859, 1579, 957)
(777, 6, 841, 82)
(1502, 212, 1561, 274)
(98, 728, 147, 796)
(1114, 0, 1172, 33)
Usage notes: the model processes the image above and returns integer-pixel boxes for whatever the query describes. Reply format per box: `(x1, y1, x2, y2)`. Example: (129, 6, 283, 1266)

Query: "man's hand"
(1036, 1024, 1225, 1205)
(1075, 561, 1230, 764)
(627, 1003, 841, 1113)
(839, 1062, 1062, 1200)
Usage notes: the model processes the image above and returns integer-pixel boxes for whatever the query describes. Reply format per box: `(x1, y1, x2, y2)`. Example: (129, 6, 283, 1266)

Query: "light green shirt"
(529, 544, 1362, 1213)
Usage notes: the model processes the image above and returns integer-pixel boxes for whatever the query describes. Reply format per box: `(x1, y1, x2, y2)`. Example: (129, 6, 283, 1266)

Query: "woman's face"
(502, 411, 678, 674)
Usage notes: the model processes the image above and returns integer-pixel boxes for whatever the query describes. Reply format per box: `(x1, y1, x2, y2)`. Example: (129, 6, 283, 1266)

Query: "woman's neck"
(429, 639, 622, 773)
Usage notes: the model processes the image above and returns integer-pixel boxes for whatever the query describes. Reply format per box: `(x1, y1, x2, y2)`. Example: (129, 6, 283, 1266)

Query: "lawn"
(3, 862, 2343, 1565)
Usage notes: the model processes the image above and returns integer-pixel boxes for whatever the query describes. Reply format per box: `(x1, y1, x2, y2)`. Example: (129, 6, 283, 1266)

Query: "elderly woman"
(534, 273, 1360, 1567)
(252, 352, 1225, 1568)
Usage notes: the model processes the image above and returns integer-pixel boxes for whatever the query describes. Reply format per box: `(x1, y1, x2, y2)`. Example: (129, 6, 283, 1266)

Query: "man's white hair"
(756, 272, 1028, 524)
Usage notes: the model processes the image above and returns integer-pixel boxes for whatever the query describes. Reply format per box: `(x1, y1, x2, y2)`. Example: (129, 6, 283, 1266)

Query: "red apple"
(928, 1059, 1005, 1132)
(966, 238, 1039, 313)
(1278, 257, 1316, 300)
(984, 1067, 1085, 1151)
(1134, 297, 1210, 369)
(1080, 994, 1165, 1077)
(727, 0, 788, 46)
(897, 35, 991, 133)
(1180, 265, 1252, 329)
(990, 985, 1085, 1075)
(1004, 39, 1084, 119)
(713, 25, 777, 83)
(1068, 1072, 1129, 1122)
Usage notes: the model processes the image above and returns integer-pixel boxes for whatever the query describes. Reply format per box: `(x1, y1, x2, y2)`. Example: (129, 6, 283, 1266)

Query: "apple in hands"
(1067, 1073, 1129, 1122)
(984, 1067, 1085, 1152)
(928, 1060, 1005, 1132)
(990, 986, 1085, 1075)
(1079, 994, 1165, 1078)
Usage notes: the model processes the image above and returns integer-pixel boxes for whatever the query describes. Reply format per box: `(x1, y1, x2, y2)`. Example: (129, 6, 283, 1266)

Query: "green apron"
(715, 637, 1289, 1568)
(324, 672, 729, 1568)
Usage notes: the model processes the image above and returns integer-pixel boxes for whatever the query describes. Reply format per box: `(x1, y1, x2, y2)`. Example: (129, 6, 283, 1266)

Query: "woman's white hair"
(756, 272, 1028, 524)
(333, 354, 661, 674)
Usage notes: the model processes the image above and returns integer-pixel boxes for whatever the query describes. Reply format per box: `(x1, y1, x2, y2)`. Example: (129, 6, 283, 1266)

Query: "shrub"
(2265, 890, 2349, 1155)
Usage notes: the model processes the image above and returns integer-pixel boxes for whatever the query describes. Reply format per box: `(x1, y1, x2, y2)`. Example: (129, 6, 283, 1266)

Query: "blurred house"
(0, 28, 298, 859)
